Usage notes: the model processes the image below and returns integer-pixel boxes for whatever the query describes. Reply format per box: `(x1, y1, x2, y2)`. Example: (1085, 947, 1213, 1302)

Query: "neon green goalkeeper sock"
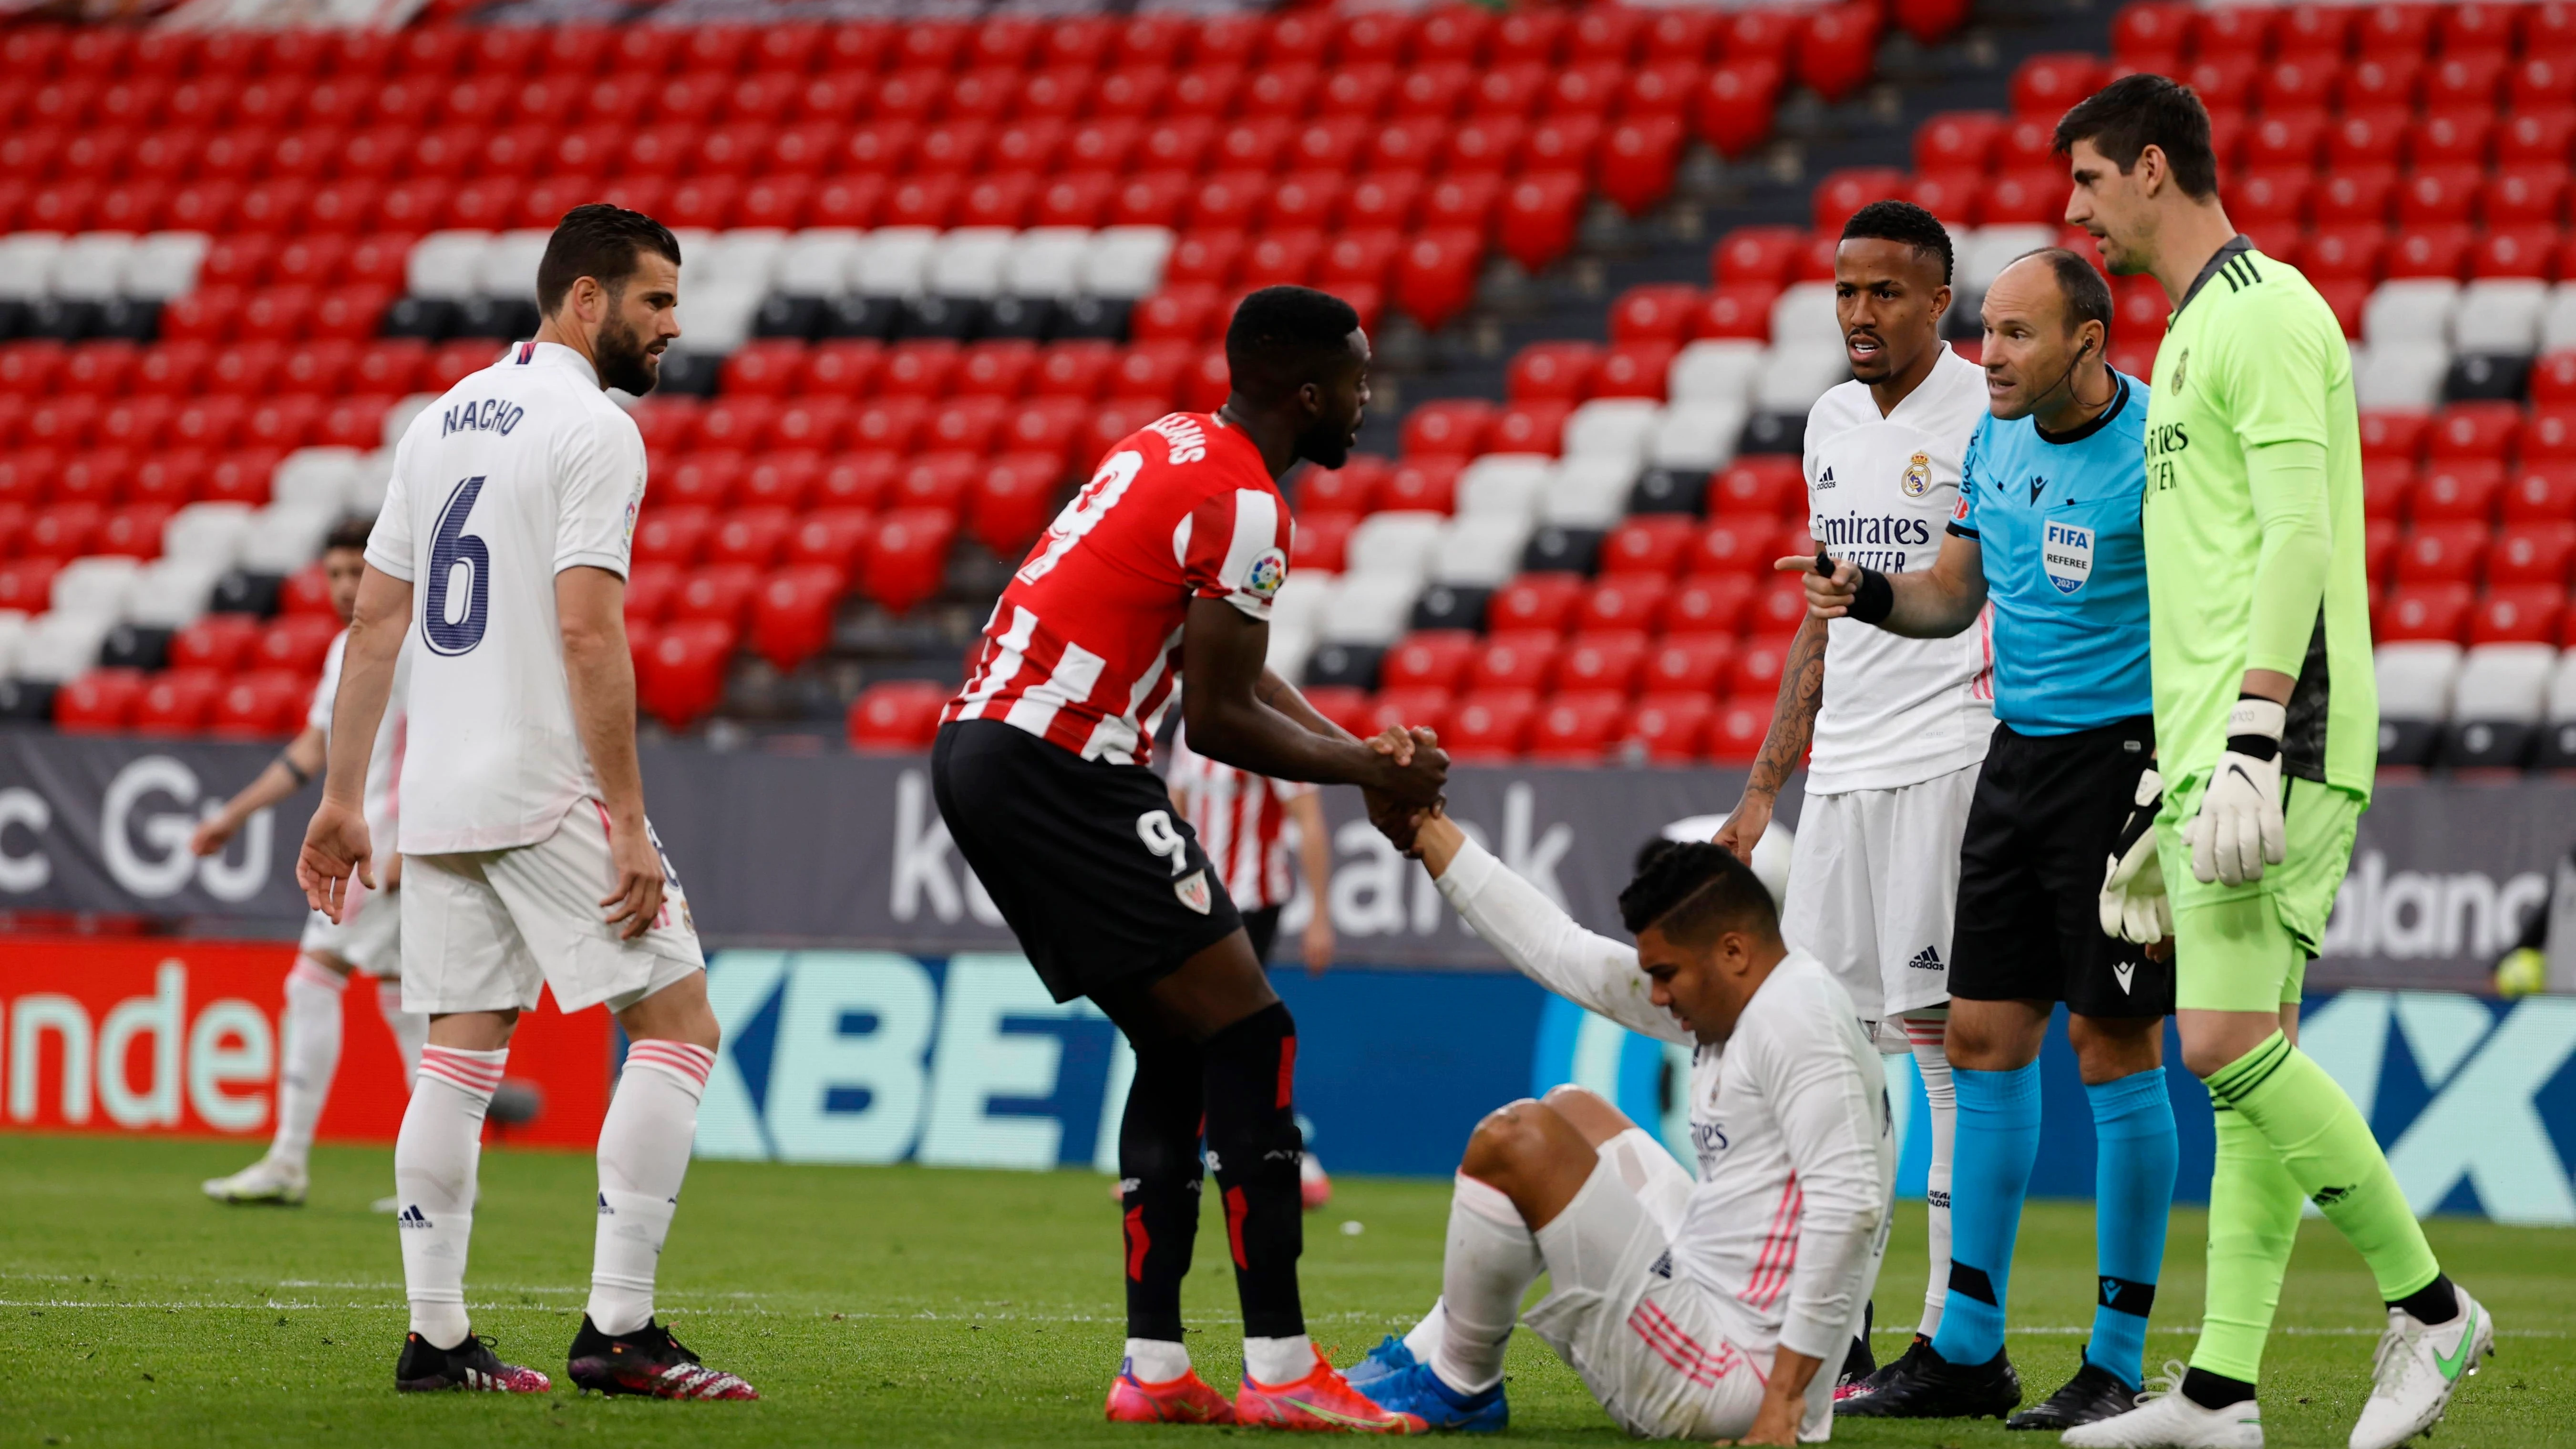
(2205, 1032, 2442, 1303)
(2191, 1101, 2303, 1382)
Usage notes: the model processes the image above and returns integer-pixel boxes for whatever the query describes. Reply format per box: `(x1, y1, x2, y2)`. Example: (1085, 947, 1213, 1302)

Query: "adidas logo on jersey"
(1649, 1251, 1674, 1280)
(1815, 466, 1836, 490)
(1907, 945, 1945, 971)
(398, 1205, 431, 1229)
(598, 1192, 614, 1216)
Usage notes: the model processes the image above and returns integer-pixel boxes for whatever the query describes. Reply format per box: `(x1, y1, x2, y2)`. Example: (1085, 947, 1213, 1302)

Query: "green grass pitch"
(3, 1133, 2570, 1448)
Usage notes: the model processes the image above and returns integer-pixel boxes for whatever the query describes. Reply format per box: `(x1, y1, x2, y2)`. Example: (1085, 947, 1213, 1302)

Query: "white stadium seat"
(1768, 282, 1839, 350)
(2376, 641, 2463, 764)
(853, 228, 939, 296)
(1754, 345, 1850, 412)
(124, 231, 209, 301)
(407, 230, 494, 302)
(13, 612, 113, 683)
(925, 228, 1017, 298)
(1316, 574, 1418, 646)
(2540, 283, 2576, 356)
(1649, 402, 1747, 472)
(1960, 225, 2054, 292)
(1267, 571, 1336, 641)
(776, 229, 864, 297)
(474, 229, 551, 301)
(1344, 512, 1448, 583)
(2452, 279, 2548, 356)
(2546, 647, 2576, 722)
(1429, 516, 1533, 586)
(693, 230, 787, 294)
(1542, 456, 1638, 528)
(0, 232, 64, 300)
(1668, 340, 1764, 405)
(50, 233, 134, 301)
(2354, 345, 2451, 411)
(125, 559, 225, 631)
(240, 504, 336, 576)
(1456, 456, 1553, 520)
(1004, 228, 1093, 298)
(51, 557, 141, 621)
(1083, 227, 1174, 299)
(2454, 644, 2553, 722)
(349, 449, 395, 518)
(0, 611, 27, 679)
(1563, 400, 1660, 462)
(1265, 623, 1314, 687)
(385, 393, 439, 447)
(271, 449, 364, 513)
(671, 280, 766, 355)
(163, 503, 257, 570)
(2362, 279, 2460, 349)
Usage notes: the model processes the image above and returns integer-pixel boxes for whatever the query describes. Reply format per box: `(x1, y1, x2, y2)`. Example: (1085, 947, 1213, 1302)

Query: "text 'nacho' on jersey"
(366, 340, 647, 857)
(944, 412, 1289, 769)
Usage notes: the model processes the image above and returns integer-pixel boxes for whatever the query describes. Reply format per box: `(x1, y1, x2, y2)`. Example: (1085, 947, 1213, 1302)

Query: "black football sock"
(2181, 1366, 2258, 1410)
(1117, 1033, 1205, 1345)
(2388, 1273, 2460, 1326)
(1199, 1000, 1305, 1341)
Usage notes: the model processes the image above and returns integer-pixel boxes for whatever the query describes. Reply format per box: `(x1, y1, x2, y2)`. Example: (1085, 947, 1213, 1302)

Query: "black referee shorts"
(1951, 716, 2173, 1020)
(931, 719, 1245, 1004)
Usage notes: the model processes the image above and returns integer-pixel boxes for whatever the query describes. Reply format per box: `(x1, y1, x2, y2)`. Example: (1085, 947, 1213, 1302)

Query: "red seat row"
(0, 336, 485, 401)
(2364, 406, 2576, 467)
(1302, 684, 1776, 765)
(2365, 462, 2576, 524)
(0, 449, 280, 511)
(719, 338, 1226, 408)
(0, 390, 391, 453)
(53, 665, 315, 737)
(2111, 0, 2571, 67)
(629, 394, 1170, 472)
(628, 486, 1051, 583)
(848, 678, 952, 750)
(2373, 519, 2576, 587)
(1381, 627, 1799, 699)
(2379, 583, 2576, 647)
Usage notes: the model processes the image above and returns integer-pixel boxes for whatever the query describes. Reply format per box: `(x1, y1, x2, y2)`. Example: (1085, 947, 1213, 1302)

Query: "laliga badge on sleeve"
(1174, 869, 1213, 915)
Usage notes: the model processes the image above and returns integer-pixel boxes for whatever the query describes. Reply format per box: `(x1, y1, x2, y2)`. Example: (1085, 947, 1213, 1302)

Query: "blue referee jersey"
(1949, 371, 2153, 734)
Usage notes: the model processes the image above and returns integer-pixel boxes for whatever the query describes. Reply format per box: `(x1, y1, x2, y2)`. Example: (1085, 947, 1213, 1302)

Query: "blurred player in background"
(1348, 813, 1891, 1444)
(1805, 248, 2178, 1429)
(1164, 724, 1334, 975)
(1716, 200, 1992, 1389)
(2056, 77, 2488, 1449)
(933, 286, 1445, 1431)
(300, 205, 752, 1401)
(198, 516, 425, 1210)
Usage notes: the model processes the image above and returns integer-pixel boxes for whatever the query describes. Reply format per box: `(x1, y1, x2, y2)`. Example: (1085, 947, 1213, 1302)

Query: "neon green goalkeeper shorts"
(2157, 778, 2364, 1013)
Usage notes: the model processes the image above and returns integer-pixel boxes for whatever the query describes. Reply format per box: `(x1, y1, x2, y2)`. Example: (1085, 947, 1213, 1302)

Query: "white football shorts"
(1780, 761, 1980, 1024)
(401, 799, 703, 1017)
(298, 877, 400, 977)
(1520, 1159, 1772, 1442)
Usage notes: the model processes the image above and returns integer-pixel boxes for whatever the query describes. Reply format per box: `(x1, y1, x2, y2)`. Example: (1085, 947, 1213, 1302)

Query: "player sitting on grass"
(2059, 75, 2490, 1449)
(199, 516, 425, 1211)
(1346, 809, 1892, 1444)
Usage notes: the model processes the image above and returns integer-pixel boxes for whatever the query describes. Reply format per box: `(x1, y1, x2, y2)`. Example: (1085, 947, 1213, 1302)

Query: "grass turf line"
(2, 1133, 2571, 1447)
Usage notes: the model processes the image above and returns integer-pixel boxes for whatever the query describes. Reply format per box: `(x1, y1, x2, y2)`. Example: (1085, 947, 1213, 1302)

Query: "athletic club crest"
(1900, 451, 1933, 497)
(1174, 869, 1213, 915)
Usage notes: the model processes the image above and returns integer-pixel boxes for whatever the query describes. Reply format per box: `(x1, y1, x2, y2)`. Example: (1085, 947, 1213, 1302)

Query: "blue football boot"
(1344, 1336, 1421, 1392)
(1356, 1360, 1508, 1434)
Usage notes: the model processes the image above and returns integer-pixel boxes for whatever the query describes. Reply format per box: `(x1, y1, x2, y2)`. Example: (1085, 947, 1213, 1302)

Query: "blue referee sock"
(2083, 1066, 2176, 1391)
(1928, 1061, 2042, 1368)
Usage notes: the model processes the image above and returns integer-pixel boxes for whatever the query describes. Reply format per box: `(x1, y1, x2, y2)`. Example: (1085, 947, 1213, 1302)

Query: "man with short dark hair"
(301, 203, 754, 1400)
(1718, 199, 1992, 1383)
(932, 284, 1444, 1431)
(2053, 75, 2488, 1449)
(1344, 812, 1891, 1445)
(199, 515, 425, 1210)
(1803, 247, 2176, 1428)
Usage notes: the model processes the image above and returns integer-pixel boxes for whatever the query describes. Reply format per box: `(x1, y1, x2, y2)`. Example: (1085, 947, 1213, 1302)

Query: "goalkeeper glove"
(2099, 765, 2170, 945)
(2185, 697, 2288, 886)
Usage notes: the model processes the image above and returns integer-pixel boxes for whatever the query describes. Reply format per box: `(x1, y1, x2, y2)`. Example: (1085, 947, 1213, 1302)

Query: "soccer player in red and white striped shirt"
(1164, 727, 1334, 975)
(933, 286, 1445, 1430)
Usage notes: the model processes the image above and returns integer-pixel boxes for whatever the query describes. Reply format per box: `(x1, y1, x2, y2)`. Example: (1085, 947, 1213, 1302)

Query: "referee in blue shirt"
(1803, 249, 2179, 1429)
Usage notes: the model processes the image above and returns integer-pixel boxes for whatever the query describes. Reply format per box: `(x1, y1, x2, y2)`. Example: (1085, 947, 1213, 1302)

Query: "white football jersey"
(365, 341, 647, 855)
(1801, 343, 1995, 794)
(307, 627, 409, 850)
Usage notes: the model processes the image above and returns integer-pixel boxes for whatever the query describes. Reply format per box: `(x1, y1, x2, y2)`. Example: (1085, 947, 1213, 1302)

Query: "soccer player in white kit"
(299, 205, 752, 1400)
(1714, 201, 1993, 1388)
(1346, 810, 1894, 1443)
(199, 517, 427, 1209)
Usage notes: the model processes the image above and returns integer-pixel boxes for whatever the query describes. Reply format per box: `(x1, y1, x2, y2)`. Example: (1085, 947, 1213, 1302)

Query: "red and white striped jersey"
(944, 413, 1290, 767)
(1165, 730, 1312, 912)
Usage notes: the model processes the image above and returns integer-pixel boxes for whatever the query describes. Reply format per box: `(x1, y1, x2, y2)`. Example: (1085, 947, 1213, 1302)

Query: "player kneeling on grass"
(300, 205, 752, 1401)
(1346, 809, 1893, 1444)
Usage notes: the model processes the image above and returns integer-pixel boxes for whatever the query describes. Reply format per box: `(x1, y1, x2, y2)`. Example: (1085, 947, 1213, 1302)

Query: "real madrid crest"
(2170, 347, 2189, 394)
(1900, 451, 1933, 498)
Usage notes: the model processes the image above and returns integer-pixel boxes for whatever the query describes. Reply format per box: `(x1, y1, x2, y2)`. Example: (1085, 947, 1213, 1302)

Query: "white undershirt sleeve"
(1435, 837, 1692, 1047)
(1757, 993, 1891, 1361)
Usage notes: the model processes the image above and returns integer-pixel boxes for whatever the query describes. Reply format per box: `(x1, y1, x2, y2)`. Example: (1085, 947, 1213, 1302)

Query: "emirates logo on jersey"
(1244, 548, 1288, 602)
(1900, 451, 1933, 497)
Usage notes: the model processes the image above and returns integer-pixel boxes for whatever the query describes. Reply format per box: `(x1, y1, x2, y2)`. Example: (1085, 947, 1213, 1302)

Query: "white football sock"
(377, 977, 427, 1087)
(397, 1045, 506, 1349)
(1123, 1337, 1191, 1383)
(269, 957, 345, 1172)
(586, 1040, 713, 1337)
(1242, 1334, 1315, 1386)
(1430, 1173, 1542, 1396)
(1907, 1014, 1957, 1339)
(1401, 1299, 1448, 1364)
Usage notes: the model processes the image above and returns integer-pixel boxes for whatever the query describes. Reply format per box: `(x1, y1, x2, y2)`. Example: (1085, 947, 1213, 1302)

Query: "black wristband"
(278, 755, 312, 788)
(1849, 567, 1895, 625)
(2226, 734, 2281, 762)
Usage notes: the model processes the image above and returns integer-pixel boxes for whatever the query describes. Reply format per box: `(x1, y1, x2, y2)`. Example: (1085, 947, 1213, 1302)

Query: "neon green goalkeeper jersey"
(2143, 237, 2377, 804)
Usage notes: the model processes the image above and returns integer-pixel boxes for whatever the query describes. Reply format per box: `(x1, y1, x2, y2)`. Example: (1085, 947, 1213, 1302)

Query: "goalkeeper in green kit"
(2053, 76, 2493, 1449)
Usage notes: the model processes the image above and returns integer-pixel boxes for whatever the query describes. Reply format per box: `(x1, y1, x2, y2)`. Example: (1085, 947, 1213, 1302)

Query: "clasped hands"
(1361, 725, 1450, 856)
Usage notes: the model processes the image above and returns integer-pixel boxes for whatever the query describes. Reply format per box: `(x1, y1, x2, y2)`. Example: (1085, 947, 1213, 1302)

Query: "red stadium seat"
(968, 453, 1061, 557)
(2489, 523, 2576, 588)
(636, 619, 735, 731)
(747, 565, 844, 672)
(1490, 400, 1572, 456)
(633, 505, 713, 567)
(1363, 686, 1452, 742)
(1610, 285, 1703, 346)
(1526, 691, 1626, 763)
(2527, 409, 2576, 462)
(1710, 459, 1807, 520)
(2504, 466, 2576, 524)
(783, 508, 874, 576)
(253, 615, 338, 675)
(1627, 693, 1713, 762)
(1393, 228, 1484, 331)
(625, 563, 681, 627)
(1381, 457, 1462, 514)
(1297, 459, 1382, 518)
(278, 562, 335, 618)
(2392, 522, 2489, 586)
(1496, 171, 1584, 272)
(1695, 61, 1783, 159)
(1811, 166, 1908, 234)
(1694, 284, 1780, 341)
(2469, 588, 2563, 647)
(1593, 344, 1677, 401)
(2428, 404, 2522, 462)
(132, 668, 225, 737)
(1444, 689, 1537, 762)
(1556, 632, 1649, 694)
(54, 668, 146, 733)
(1291, 512, 1353, 572)
(1297, 686, 1374, 742)
(865, 508, 956, 615)
(1713, 227, 1809, 290)
(1400, 399, 1496, 459)
(1602, 516, 1698, 577)
(1577, 578, 1669, 633)
(208, 669, 311, 739)
(2011, 53, 2106, 116)
(1706, 698, 1771, 764)
(2412, 462, 2504, 523)
(1489, 575, 1585, 633)
(1469, 631, 1560, 691)
(2364, 461, 2415, 521)
(847, 680, 949, 751)
(2360, 411, 2432, 464)
(169, 614, 260, 673)
(1795, 5, 1880, 106)
(1381, 631, 1479, 692)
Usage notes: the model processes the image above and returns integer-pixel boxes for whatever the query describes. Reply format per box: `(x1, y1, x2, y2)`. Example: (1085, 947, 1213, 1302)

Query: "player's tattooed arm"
(1713, 612, 1825, 865)
(1791, 533, 1988, 638)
